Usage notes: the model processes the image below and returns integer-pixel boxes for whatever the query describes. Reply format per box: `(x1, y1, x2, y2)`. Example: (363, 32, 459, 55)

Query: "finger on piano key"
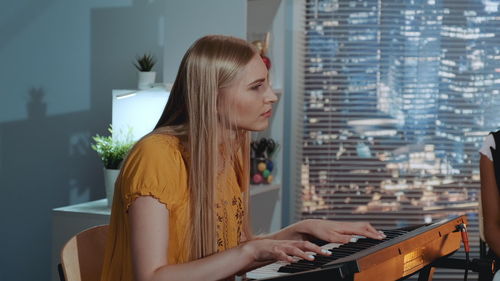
(271, 242, 340, 270)
(321, 242, 341, 249)
(249, 238, 376, 278)
(350, 235, 364, 242)
(321, 249, 332, 255)
(300, 242, 340, 262)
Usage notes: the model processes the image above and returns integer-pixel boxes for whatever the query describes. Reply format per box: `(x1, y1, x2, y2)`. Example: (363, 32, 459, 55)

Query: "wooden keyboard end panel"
(353, 216, 467, 281)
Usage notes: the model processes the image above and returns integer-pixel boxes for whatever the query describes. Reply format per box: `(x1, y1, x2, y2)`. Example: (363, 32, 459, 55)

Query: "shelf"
(53, 199, 109, 215)
(249, 183, 280, 196)
(53, 184, 281, 214)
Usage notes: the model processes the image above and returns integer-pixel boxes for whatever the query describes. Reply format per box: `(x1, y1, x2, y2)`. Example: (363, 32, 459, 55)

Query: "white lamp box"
(112, 88, 170, 141)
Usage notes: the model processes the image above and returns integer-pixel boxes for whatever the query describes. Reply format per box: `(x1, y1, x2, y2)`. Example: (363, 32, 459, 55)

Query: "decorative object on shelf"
(250, 137, 280, 184)
(91, 125, 135, 207)
(134, 53, 157, 90)
(251, 32, 272, 70)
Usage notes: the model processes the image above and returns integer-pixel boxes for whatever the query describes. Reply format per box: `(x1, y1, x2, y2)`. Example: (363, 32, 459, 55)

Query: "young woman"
(100, 35, 385, 281)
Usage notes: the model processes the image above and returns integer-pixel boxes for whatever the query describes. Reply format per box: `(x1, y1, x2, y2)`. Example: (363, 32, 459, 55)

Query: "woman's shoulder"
(124, 133, 186, 166)
(131, 133, 185, 155)
(137, 133, 181, 147)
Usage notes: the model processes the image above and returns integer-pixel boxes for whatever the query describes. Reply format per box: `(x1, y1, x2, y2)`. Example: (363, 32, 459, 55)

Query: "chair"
(58, 225, 109, 281)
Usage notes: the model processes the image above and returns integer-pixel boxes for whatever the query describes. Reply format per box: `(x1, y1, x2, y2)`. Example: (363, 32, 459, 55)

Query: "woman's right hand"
(242, 238, 331, 263)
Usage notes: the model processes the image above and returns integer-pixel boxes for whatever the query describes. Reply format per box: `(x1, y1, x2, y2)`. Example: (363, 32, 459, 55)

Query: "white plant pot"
(138, 71, 156, 90)
(104, 168, 120, 207)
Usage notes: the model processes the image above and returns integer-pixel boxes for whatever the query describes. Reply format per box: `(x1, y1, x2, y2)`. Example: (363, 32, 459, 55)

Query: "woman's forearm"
(484, 224, 500, 256)
(480, 155, 500, 255)
(148, 244, 254, 281)
(148, 237, 328, 281)
(257, 220, 310, 241)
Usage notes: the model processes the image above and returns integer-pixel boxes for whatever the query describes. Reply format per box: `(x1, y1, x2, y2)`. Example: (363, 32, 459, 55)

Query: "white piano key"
(350, 235, 364, 242)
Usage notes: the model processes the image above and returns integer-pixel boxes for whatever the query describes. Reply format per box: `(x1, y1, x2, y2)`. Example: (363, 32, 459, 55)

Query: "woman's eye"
(251, 84, 262, 90)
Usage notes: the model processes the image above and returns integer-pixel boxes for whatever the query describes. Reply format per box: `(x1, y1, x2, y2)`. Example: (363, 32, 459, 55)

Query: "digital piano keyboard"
(246, 215, 468, 281)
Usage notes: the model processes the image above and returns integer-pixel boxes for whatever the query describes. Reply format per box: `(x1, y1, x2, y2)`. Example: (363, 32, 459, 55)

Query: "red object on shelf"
(252, 173, 263, 184)
(261, 55, 271, 70)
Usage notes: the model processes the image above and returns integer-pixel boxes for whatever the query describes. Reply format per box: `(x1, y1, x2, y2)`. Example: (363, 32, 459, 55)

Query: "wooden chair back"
(59, 225, 109, 281)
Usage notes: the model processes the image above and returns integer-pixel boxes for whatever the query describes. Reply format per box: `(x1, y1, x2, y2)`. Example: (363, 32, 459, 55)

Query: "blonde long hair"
(154, 35, 255, 260)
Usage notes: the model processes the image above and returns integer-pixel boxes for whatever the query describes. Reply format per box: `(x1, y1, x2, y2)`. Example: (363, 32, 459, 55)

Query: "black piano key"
(359, 238, 384, 244)
(278, 253, 341, 273)
(356, 242, 379, 247)
(339, 243, 371, 249)
(278, 266, 308, 273)
(287, 265, 316, 271)
(277, 266, 301, 273)
(334, 248, 359, 253)
(359, 237, 384, 242)
(278, 263, 316, 273)
(332, 252, 353, 258)
(334, 248, 362, 254)
(352, 240, 373, 246)
(384, 230, 407, 236)
(354, 239, 380, 244)
(296, 261, 326, 268)
(313, 256, 335, 263)
(285, 263, 315, 269)
(320, 256, 341, 262)
(332, 249, 357, 255)
(383, 230, 405, 234)
(313, 256, 341, 263)
(296, 259, 319, 266)
(378, 233, 400, 238)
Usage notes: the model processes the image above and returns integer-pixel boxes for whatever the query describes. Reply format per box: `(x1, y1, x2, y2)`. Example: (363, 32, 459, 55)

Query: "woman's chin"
(241, 121, 270, 132)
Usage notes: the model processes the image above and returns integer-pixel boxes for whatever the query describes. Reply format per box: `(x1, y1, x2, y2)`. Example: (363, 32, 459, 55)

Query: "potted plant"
(91, 125, 135, 207)
(134, 53, 157, 90)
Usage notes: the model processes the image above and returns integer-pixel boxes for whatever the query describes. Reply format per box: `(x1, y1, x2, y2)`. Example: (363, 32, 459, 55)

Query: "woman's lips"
(261, 109, 272, 118)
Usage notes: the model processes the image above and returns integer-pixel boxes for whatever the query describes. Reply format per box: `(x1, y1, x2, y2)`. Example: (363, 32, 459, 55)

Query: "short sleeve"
(479, 134, 496, 161)
(120, 134, 188, 210)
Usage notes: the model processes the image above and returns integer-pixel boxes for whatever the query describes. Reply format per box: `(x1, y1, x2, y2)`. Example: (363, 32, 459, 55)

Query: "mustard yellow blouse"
(100, 134, 244, 281)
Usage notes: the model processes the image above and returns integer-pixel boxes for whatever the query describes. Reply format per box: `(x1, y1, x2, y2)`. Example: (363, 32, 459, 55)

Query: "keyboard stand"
(411, 253, 497, 281)
(416, 264, 435, 281)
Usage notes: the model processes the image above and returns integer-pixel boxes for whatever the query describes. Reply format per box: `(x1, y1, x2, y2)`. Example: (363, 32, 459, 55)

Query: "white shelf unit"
(112, 88, 170, 142)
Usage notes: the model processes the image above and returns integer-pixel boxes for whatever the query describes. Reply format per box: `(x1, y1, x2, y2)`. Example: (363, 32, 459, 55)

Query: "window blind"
(295, 0, 500, 279)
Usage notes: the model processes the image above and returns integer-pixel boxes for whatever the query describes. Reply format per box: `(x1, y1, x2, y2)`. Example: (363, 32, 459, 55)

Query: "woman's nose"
(265, 87, 278, 104)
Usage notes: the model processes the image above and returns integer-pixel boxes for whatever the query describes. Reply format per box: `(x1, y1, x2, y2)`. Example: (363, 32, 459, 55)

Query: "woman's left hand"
(275, 219, 385, 244)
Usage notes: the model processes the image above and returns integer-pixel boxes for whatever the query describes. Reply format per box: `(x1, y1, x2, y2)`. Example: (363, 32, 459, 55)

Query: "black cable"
(464, 251, 469, 281)
(456, 223, 470, 281)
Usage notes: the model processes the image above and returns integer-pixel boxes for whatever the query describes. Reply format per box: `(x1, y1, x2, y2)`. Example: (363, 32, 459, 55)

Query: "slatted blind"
(296, 0, 500, 279)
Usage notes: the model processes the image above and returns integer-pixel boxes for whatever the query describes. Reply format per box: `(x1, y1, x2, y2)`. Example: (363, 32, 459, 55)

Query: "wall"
(0, 0, 245, 280)
(162, 0, 246, 83)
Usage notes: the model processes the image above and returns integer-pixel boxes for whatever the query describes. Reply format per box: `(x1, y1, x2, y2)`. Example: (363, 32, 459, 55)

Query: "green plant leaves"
(91, 125, 135, 169)
(133, 53, 156, 72)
